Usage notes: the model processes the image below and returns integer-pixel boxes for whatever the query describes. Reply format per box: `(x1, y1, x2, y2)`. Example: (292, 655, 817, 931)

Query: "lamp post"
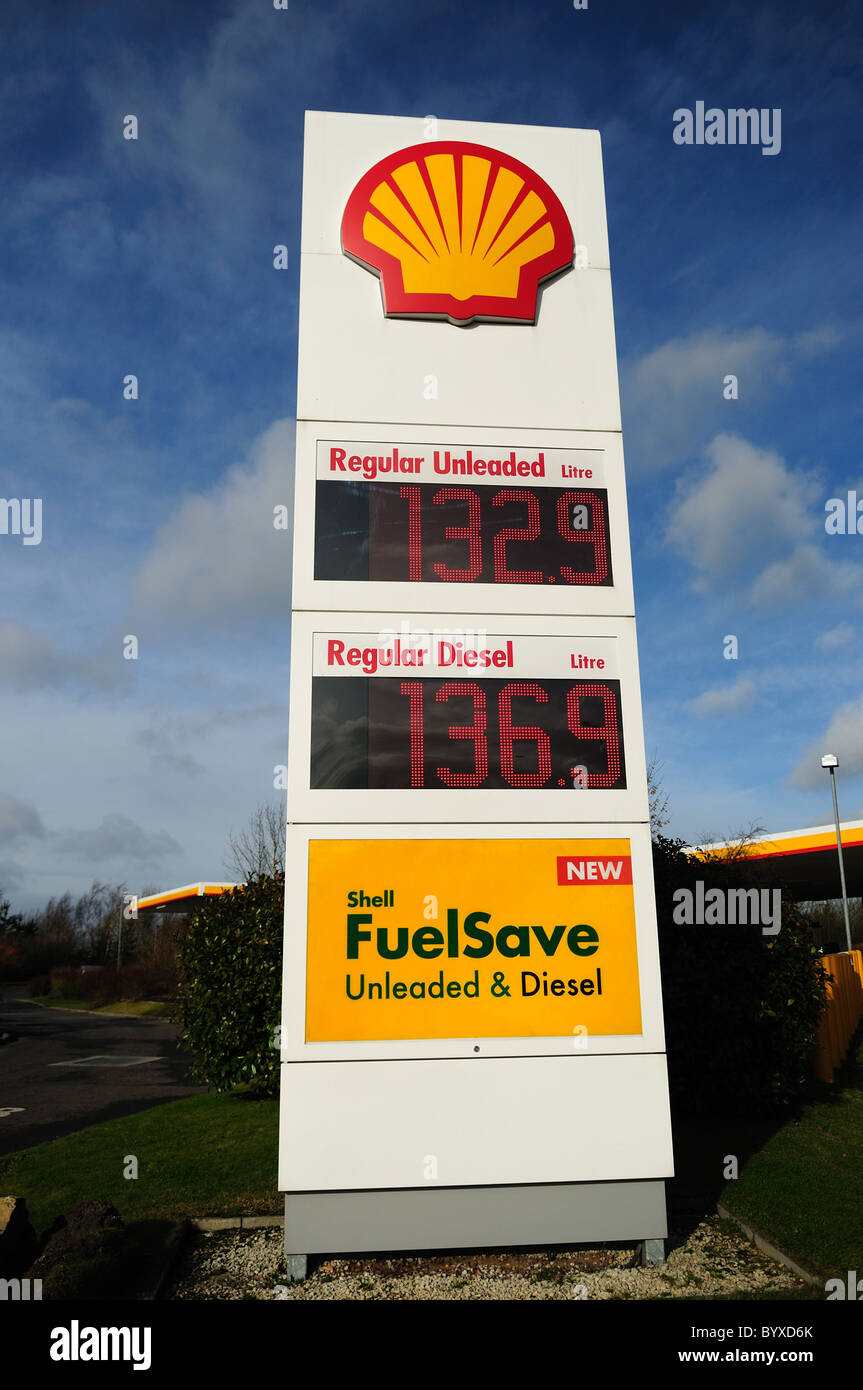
(821, 753, 853, 953)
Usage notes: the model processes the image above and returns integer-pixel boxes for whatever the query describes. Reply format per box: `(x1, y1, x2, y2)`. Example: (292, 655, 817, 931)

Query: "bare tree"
(647, 753, 671, 836)
(74, 881, 127, 960)
(224, 802, 286, 880)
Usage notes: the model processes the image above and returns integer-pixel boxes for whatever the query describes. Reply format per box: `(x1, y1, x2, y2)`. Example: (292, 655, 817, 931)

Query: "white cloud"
(667, 433, 816, 575)
(685, 677, 756, 717)
(130, 418, 294, 628)
(135, 725, 204, 777)
(815, 623, 854, 651)
(622, 326, 838, 472)
(748, 544, 861, 609)
(0, 621, 123, 692)
(53, 815, 183, 863)
(0, 797, 45, 845)
(0, 860, 25, 891)
(666, 433, 863, 610)
(789, 693, 863, 789)
(133, 706, 283, 775)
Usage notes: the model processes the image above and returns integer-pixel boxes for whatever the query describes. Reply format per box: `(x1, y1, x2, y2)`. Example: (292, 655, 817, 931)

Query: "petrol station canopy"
(135, 820, 863, 915)
(691, 820, 863, 902)
(135, 882, 239, 916)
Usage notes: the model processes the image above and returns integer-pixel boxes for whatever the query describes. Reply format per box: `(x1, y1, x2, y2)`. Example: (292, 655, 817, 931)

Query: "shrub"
(39, 961, 167, 1008)
(175, 873, 283, 1094)
(117, 965, 149, 1001)
(50, 966, 82, 999)
(28, 974, 51, 997)
(139, 958, 177, 997)
(133, 925, 179, 997)
(652, 834, 827, 1118)
(79, 966, 117, 1007)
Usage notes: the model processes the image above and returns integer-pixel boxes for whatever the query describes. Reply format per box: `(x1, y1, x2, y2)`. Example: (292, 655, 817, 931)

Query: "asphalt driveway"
(0, 984, 206, 1156)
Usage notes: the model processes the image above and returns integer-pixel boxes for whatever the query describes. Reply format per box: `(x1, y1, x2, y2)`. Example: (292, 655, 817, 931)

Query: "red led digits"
(498, 682, 553, 786)
(557, 491, 608, 584)
(434, 682, 488, 786)
(387, 484, 609, 586)
(313, 675, 625, 791)
(566, 683, 620, 786)
(432, 487, 483, 582)
(399, 486, 423, 582)
(399, 680, 425, 786)
(491, 489, 543, 583)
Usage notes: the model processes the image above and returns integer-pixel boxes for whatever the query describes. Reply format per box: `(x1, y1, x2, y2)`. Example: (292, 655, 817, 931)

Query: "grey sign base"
(284, 1180, 666, 1277)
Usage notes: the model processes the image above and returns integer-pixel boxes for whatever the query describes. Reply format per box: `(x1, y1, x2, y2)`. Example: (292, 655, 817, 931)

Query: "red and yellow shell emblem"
(341, 141, 573, 326)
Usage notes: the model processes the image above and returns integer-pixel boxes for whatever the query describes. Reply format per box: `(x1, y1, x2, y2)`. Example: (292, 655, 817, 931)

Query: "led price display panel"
(315, 479, 611, 586)
(311, 675, 625, 791)
(292, 433, 635, 617)
(315, 441, 609, 585)
(287, 614, 650, 824)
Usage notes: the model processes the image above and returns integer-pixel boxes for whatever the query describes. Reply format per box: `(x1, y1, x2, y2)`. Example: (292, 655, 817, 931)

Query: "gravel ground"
(168, 1215, 809, 1300)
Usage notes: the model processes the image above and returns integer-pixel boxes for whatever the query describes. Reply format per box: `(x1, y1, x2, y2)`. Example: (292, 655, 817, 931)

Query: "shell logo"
(341, 141, 574, 326)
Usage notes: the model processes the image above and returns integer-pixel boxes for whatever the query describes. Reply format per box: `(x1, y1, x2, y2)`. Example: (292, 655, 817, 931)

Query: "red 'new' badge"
(557, 856, 633, 885)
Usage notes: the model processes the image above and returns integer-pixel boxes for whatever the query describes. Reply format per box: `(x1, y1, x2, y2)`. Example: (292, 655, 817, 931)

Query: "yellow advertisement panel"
(305, 838, 642, 1041)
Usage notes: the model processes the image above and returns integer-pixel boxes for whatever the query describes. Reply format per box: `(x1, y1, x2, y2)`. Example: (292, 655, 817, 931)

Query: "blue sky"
(1, 0, 862, 910)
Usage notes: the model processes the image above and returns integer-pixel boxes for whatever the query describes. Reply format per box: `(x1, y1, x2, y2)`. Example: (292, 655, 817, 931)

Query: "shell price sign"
(305, 837, 642, 1043)
(281, 113, 673, 1260)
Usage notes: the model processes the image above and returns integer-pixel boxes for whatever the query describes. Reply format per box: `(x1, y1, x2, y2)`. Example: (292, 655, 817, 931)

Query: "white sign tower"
(280, 111, 674, 1276)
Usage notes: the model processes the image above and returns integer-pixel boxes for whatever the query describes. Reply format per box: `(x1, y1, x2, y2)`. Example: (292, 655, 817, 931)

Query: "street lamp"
(821, 753, 853, 953)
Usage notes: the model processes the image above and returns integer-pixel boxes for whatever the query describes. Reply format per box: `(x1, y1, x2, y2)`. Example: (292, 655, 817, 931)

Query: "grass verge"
(28, 996, 173, 1017)
(5, 1036, 860, 1298)
(721, 1030, 863, 1280)
(28, 996, 91, 1010)
(0, 1092, 280, 1237)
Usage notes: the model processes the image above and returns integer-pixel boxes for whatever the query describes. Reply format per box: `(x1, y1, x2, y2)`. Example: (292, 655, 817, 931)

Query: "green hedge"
(175, 874, 283, 1095)
(652, 835, 827, 1117)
